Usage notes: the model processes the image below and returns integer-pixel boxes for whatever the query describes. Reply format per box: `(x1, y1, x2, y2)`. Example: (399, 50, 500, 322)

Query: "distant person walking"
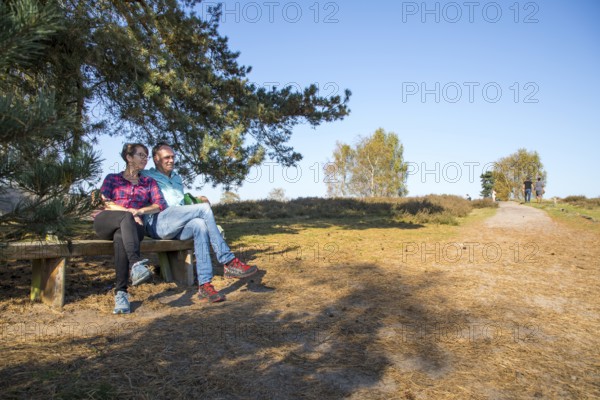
(535, 177, 545, 203)
(523, 177, 533, 202)
(492, 189, 496, 202)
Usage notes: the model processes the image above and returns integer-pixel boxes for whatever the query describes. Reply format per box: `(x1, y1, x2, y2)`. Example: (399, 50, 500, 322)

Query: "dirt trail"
(484, 201, 555, 230)
(441, 201, 600, 398)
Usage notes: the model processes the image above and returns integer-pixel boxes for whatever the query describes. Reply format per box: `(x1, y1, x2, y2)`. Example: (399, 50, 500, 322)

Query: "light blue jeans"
(146, 204, 235, 285)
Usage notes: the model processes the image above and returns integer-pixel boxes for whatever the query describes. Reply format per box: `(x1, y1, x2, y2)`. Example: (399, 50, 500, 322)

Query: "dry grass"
(0, 205, 599, 399)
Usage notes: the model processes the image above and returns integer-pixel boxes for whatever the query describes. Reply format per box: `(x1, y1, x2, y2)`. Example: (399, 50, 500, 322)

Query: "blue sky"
(99, 0, 600, 200)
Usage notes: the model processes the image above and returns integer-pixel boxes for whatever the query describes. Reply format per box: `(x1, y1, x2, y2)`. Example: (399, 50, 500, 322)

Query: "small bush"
(471, 198, 499, 209)
(391, 194, 471, 224)
(563, 195, 587, 203)
(561, 196, 600, 209)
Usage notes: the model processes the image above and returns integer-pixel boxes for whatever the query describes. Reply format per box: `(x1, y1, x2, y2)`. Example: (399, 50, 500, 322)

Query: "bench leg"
(157, 250, 194, 286)
(157, 252, 173, 282)
(167, 250, 194, 286)
(31, 257, 67, 309)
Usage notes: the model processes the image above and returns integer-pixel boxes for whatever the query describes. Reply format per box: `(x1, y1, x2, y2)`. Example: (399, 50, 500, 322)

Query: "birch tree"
(326, 129, 408, 198)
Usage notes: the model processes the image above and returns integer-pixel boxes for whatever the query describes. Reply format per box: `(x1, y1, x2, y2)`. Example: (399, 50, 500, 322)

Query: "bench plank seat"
(0, 239, 194, 260)
(1, 239, 195, 309)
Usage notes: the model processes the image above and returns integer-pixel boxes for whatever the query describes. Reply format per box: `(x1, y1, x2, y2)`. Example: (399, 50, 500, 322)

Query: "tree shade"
(1, 0, 351, 240)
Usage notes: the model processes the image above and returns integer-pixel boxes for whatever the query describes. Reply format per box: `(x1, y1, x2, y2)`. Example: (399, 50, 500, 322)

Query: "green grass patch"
(527, 200, 600, 231)
(456, 206, 498, 227)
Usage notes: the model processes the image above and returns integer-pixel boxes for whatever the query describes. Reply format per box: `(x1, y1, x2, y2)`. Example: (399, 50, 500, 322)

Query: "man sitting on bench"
(141, 143, 257, 303)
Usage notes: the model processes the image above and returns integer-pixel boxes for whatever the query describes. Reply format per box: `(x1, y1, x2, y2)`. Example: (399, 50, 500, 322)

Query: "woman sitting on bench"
(93, 143, 167, 314)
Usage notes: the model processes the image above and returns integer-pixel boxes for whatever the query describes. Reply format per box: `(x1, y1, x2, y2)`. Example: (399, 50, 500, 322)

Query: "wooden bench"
(0, 239, 196, 309)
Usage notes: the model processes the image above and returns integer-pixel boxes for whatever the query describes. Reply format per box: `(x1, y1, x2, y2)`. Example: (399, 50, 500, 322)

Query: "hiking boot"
(198, 282, 225, 303)
(224, 258, 258, 279)
(113, 291, 130, 314)
(131, 259, 151, 286)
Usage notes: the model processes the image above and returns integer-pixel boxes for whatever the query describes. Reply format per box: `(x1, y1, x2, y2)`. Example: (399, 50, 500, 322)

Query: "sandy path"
(484, 201, 555, 229)
(434, 201, 600, 398)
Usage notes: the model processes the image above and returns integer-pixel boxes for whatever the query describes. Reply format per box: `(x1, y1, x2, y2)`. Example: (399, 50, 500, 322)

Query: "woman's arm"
(99, 175, 128, 211)
(130, 204, 161, 216)
(103, 202, 129, 211)
(103, 199, 160, 215)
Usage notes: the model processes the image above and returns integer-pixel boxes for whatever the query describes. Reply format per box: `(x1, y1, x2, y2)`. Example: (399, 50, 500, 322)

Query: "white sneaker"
(131, 259, 151, 286)
(113, 291, 130, 314)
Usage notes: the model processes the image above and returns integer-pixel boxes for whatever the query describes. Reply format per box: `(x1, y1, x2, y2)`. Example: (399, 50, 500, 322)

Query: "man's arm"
(196, 195, 211, 205)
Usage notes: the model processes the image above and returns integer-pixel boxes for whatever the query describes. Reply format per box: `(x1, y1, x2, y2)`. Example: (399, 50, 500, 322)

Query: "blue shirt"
(140, 168, 184, 207)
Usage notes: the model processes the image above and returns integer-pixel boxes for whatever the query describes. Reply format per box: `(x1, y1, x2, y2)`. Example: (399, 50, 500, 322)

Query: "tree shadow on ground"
(0, 261, 33, 304)
(0, 255, 119, 305)
(0, 263, 459, 399)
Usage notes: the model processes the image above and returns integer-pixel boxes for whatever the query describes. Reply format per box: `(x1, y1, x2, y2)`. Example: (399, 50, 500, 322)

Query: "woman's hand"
(127, 209, 143, 225)
(125, 209, 145, 225)
(104, 202, 127, 211)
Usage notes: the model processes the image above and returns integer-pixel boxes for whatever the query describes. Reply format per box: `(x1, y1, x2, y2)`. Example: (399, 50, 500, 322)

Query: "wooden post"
(167, 250, 194, 286)
(31, 257, 67, 309)
(157, 252, 173, 282)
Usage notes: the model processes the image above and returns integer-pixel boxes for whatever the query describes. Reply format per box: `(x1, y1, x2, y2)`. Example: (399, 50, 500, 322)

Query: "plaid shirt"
(99, 173, 167, 211)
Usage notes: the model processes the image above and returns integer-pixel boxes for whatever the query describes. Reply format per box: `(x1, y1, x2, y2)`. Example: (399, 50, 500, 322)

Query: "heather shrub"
(213, 195, 481, 225)
(471, 198, 499, 209)
(561, 196, 600, 209)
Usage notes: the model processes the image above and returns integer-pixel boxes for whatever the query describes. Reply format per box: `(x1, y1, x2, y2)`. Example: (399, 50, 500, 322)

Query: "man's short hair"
(152, 142, 172, 158)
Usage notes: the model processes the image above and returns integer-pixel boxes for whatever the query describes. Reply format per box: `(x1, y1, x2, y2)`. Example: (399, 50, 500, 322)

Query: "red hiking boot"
(224, 258, 258, 279)
(198, 282, 225, 303)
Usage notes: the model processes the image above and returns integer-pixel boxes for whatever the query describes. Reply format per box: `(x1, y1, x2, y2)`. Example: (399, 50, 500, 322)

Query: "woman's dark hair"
(121, 143, 149, 164)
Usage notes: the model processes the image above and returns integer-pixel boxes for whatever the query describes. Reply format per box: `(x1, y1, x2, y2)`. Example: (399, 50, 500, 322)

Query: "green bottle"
(183, 193, 200, 205)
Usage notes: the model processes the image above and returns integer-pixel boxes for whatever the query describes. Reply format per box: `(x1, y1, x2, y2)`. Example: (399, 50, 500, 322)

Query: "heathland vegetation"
(214, 195, 498, 226)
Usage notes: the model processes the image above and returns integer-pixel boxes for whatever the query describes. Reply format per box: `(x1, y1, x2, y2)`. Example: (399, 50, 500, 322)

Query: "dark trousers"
(93, 211, 145, 293)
